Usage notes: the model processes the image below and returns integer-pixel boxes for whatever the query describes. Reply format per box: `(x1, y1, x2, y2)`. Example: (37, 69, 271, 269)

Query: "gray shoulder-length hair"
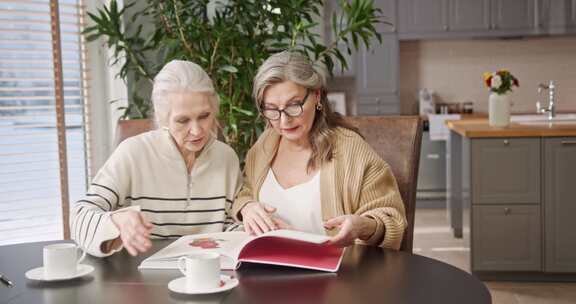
(151, 60, 219, 128)
(253, 50, 359, 170)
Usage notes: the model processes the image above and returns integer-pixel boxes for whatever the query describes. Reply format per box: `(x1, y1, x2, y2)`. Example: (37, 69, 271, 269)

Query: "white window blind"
(0, 0, 90, 245)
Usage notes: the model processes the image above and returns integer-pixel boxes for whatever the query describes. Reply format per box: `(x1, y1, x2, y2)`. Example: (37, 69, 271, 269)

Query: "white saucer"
(168, 274, 238, 295)
(25, 264, 95, 282)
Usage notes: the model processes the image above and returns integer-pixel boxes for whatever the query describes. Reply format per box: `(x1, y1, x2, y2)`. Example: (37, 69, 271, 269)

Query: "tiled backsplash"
(399, 36, 576, 115)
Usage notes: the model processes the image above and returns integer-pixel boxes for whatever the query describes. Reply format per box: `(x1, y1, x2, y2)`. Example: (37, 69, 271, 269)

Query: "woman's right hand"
(240, 202, 281, 235)
(111, 210, 154, 256)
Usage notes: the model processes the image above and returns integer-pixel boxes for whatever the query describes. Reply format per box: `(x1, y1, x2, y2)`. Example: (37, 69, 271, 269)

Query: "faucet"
(537, 80, 556, 119)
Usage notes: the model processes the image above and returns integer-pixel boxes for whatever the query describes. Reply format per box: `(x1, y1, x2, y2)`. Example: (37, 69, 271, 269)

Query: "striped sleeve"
(71, 141, 133, 257)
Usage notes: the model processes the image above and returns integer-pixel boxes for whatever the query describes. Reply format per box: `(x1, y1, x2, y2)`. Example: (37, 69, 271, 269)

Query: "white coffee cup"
(43, 243, 86, 279)
(177, 252, 221, 290)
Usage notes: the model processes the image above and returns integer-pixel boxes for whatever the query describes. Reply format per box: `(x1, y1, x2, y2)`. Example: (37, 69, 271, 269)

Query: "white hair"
(151, 60, 219, 127)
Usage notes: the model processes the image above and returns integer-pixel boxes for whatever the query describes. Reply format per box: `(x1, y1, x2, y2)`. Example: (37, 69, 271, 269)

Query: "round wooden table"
(0, 240, 491, 304)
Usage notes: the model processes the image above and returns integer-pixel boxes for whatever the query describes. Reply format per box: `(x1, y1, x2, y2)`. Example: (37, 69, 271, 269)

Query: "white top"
(71, 129, 242, 257)
(259, 169, 325, 235)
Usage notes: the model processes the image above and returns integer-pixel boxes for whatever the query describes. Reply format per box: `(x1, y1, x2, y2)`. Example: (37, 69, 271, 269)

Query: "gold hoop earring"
(316, 103, 323, 111)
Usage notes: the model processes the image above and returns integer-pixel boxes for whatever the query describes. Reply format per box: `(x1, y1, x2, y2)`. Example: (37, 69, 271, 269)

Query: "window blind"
(0, 0, 90, 245)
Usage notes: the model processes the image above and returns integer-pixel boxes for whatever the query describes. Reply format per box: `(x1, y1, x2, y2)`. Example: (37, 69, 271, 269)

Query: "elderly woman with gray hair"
(233, 51, 407, 249)
(71, 60, 241, 257)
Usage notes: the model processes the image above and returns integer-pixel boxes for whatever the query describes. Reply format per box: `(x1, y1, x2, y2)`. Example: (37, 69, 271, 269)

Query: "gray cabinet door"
(324, 1, 356, 77)
(491, 0, 535, 31)
(398, 0, 449, 33)
(471, 138, 541, 205)
(538, 0, 576, 33)
(325, 0, 396, 36)
(472, 205, 541, 271)
(449, 0, 491, 31)
(356, 35, 398, 94)
(357, 93, 400, 115)
(375, 0, 397, 33)
(544, 137, 576, 272)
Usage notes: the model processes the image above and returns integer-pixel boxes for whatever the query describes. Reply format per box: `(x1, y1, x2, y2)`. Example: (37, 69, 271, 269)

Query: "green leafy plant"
(85, 0, 387, 160)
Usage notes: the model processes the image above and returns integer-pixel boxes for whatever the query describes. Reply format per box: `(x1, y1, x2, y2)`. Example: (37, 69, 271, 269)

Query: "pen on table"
(0, 273, 14, 288)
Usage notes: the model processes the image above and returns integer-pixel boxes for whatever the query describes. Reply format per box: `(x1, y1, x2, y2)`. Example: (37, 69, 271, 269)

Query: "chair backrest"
(114, 119, 156, 147)
(345, 116, 423, 252)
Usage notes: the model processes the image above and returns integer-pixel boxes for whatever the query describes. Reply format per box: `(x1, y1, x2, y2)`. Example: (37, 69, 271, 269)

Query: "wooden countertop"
(446, 118, 576, 138)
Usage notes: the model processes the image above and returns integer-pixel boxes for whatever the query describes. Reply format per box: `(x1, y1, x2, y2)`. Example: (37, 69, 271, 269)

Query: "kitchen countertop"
(446, 117, 576, 138)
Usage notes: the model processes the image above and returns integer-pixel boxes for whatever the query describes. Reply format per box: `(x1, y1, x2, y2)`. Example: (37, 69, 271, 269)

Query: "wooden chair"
(114, 119, 156, 147)
(345, 116, 423, 253)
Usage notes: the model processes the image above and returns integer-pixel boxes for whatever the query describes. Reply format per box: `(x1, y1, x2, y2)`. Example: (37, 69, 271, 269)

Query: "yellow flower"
(483, 72, 492, 82)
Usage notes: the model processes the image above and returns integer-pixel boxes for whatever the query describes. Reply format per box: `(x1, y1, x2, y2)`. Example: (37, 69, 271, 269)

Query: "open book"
(139, 230, 345, 272)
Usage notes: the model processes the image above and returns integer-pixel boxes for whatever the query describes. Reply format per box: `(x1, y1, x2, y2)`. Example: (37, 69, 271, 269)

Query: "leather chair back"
(114, 119, 156, 147)
(345, 116, 423, 252)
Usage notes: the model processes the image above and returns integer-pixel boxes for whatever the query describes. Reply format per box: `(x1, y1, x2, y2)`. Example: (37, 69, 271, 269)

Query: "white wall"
(84, 0, 128, 177)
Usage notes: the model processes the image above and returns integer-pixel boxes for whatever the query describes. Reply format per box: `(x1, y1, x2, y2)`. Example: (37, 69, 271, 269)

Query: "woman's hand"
(111, 210, 154, 256)
(240, 202, 280, 235)
(324, 215, 377, 247)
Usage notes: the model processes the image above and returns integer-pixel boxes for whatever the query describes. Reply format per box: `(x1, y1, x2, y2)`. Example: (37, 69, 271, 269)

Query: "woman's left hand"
(324, 215, 377, 247)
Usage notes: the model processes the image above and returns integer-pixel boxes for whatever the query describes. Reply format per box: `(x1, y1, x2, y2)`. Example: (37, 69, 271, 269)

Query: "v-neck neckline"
(268, 168, 320, 191)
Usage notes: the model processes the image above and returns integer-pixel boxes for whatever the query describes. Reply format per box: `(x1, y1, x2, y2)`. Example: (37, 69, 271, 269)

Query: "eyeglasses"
(260, 89, 310, 121)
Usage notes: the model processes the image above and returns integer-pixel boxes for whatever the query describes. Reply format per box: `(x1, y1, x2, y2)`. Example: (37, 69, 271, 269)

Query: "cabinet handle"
(426, 154, 440, 160)
(443, 25, 449, 31)
(503, 139, 510, 145)
(561, 141, 576, 145)
(504, 208, 511, 215)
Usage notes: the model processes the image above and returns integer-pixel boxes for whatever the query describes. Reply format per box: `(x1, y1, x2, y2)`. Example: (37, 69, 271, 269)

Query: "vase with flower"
(483, 70, 520, 127)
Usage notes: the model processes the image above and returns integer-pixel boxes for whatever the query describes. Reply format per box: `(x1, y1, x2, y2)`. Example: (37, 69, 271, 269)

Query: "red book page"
(237, 237, 344, 272)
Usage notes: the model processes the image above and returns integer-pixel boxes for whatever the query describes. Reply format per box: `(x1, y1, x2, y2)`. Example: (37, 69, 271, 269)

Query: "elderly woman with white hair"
(233, 51, 407, 249)
(71, 60, 241, 257)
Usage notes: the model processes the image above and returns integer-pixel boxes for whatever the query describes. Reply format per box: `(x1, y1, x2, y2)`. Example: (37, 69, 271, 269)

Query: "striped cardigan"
(232, 127, 407, 249)
(71, 129, 241, 257)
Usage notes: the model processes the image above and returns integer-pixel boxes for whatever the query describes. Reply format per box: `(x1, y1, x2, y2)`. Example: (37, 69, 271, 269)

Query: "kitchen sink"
(511, 113, 576, 125)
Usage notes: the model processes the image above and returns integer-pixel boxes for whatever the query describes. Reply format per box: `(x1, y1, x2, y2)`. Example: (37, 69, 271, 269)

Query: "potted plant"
(85, 0, 387, 160)
(483, 69, 519, 127)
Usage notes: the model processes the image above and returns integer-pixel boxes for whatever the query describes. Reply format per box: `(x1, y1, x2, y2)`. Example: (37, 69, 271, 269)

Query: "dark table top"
(0, 240, 491, 304)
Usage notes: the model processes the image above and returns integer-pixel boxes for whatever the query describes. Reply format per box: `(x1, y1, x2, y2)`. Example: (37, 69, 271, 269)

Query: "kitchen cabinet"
(470, 138, 541, 272)
(355, 39, 399, 114)
(449, 0, 491, 31)
(375, 0, 397, 33)
(324, 1, 355, 77)
(398, 0, 448, 34)
(398, 0, 538, 39)
(472, 205, 541, 271)
(356, 1, 399, 115)
(447, 122, 576, 277)
(356, 92, 400, 115)
(325, 0, 400, 114)
(491, 0, 535, 31)
(538, 0, 576, 34)
(471, 138, 541, 205)
(544, 137, 576, 273)
(356, 35, 398, 95)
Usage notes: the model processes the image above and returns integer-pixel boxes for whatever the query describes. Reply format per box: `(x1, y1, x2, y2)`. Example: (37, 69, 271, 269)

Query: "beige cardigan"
(232, 127, 407, 249)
